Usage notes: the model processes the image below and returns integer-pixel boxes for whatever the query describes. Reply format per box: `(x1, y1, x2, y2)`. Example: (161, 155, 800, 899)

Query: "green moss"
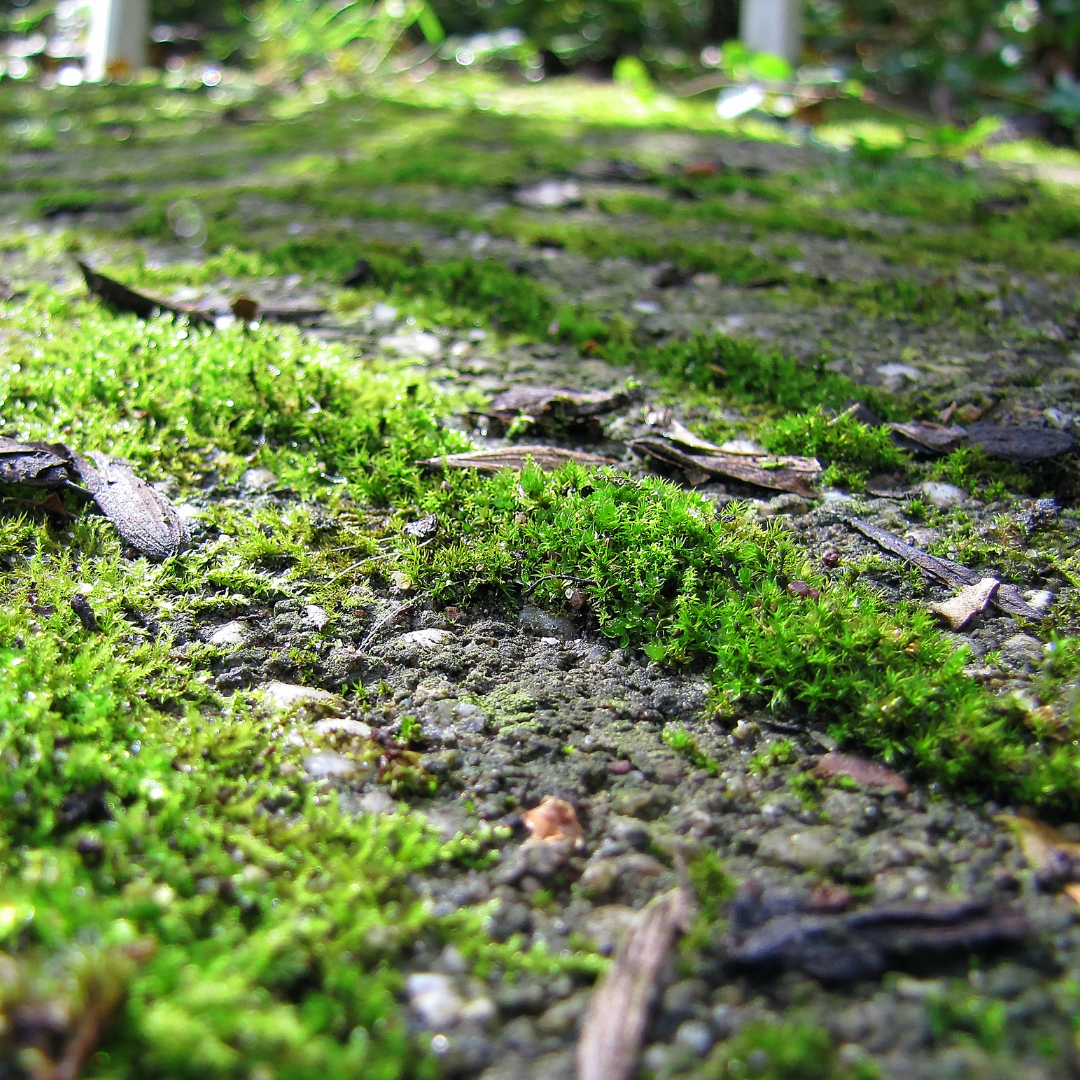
(661, 726, 720, 776)
(760, 410, 910, 490)
(703, 1020, 856, 1080)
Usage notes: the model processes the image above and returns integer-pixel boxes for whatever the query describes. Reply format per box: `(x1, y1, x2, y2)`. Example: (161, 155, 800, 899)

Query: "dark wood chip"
(965, 423, 1075, 462)
(418, 446, 613, 473)
(69, 594, 100, 633)
(67, 450, 189, 560)
(630, 437, 820, 496)
(726, 885, 1028, 983)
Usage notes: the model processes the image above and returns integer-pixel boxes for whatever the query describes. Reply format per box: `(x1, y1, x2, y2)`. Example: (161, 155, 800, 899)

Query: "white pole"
(740, 0, 801, 65)
(85, 0, 149, 81)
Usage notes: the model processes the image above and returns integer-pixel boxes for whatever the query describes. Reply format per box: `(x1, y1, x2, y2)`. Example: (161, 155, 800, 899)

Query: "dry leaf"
(487, 386, 628, 424)
(78, 261, 213, 326)
(522, 796, 583, 847)
(664, 419, 723, 454)
(576, 886, 694, 1080)
(998, 814, 1080, 897)
(0, 438, 74, 489)
(811, 752, 909, 795)
(418, 446, 613, 473)
(67, 450, 189, 561)
(888, 421, 967, 455)
(928, 578, 1000, 630)
(630, 437, 820, 497)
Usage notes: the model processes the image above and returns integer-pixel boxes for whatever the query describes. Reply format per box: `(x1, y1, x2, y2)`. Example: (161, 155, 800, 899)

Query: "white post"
(740, 0, 801, 65)
(85, 0, 149, 81)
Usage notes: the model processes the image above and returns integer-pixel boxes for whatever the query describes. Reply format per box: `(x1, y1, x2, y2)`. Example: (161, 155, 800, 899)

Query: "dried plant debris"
(69, 594, 100, 633)
(998, 815, 1080, 896)
(77, 261, 213, 326)
(342, 258, 374, 287)
(0, 438, 81, 491)
(888, 421, 968, 455)
(843, 516, 1041, 619)
(521, 796, 584, 847)
(418, 446, 614, 473)
(486, 386, 629, 425)
(725, 882, 1028, 983)
(0, 440, 186, 558)
(576, 886, 694, 1080)
(66, 451, 189, 560)
(630, 437, 820, 496)
(663, 419, 725, 453)
(811, 752, 910, 795)
(929, 577, 1000, 630)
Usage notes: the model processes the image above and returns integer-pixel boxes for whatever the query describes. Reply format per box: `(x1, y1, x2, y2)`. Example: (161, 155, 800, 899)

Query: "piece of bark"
(842, 516, 1040, 620)
(418, 446, 613, 473)
(78, 261, 213, 327)
(888, 421, 967, 455)
(929, 577, 1000, 630)
(576, 886, 694, 1080)
(965, 423, 1075, 462)
(257, 306, 326, 325)
(69, 594, 100, 633)
(630, 437, 820, 497)
(487, 386, 628, 424)
(726, 889, 1028, 983)
(811, 752, 909, 795)
(67, 450, 188, 560)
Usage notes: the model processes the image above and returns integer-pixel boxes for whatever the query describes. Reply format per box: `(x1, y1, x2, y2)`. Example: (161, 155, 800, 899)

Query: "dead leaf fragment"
(998, 814, 1080, 894)
(231, 295, 260, 322)
(522, 796, 583, 847)
(888, 421, 967, 455)
(78, 261, 213, 326)
(418, 446, 613, 473)
(812, 752, 909, 795)
(67, 450, 189, 561)
(630, 437, 820, 497)
(664, 419, 723, 453)
(487, 386, 628, 425)
(576, 886, 694, 1080)
(928, 578, 1000, 630)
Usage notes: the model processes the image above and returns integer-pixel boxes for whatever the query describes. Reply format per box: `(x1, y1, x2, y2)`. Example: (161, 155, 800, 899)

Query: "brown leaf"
(630, 437, 820, 496)
(522, 796, 583, 847)
(67, 450, 188, 561)
(928, 578, 999, 630)
(888, 421, 967, 455)
(231, 295, 260, 322)
(78, 261, 213, 326)
(418, 446, 613, 473)
(576, 886, 695, 1080)
(487, 386, 628, 424)
(0, 438, 73, 489)
(812, 752, 909, 795)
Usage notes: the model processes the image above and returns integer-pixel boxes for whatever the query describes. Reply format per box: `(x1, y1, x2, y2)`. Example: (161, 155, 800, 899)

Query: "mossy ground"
(5, 68, 1080, 1079)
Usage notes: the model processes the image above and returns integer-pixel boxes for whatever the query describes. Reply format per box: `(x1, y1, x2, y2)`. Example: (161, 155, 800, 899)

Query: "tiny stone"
(675, 1020, 715, 1057)
(311, 717, 373, 739)
(304, 604, 330, 630)
(358, 789, 397, 815)
(302, 751, 359, 779)
(407, 972, 463, 1029)
(240, 466, 277, 492)
(261, 681, 343, 717)
(919, 481, 966, 508)
(208, 620, 246, 646)
(398, 628, 455, 648)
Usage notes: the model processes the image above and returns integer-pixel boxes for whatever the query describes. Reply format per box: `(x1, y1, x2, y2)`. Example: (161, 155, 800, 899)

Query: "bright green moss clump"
(406, 464, 1079, 808)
